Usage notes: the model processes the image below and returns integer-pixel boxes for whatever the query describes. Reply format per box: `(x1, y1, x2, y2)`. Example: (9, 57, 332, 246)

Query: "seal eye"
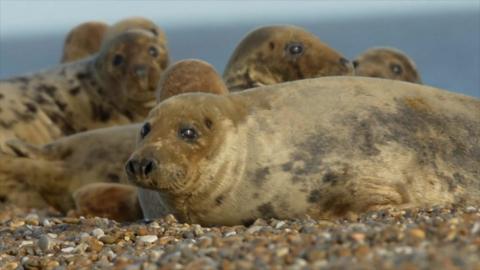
(148, 46, 158, 58)
(286, 43, 304, 56)
(112, 54, 124, 66)
(179, 127, 198, 142)
(390, 63, 403, 75)
(140, 122, 151, 139)
(150, 28, 158, 36)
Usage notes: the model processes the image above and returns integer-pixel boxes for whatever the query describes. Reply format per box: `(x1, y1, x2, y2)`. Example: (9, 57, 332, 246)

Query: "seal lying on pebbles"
(0, 59, 228, 212)
(223, 25, 353, 91)
(0, 29, 169, 148)
(126, 76, 480, 226)
(353, 47, 421, 83)
(61, 21, 109, 63)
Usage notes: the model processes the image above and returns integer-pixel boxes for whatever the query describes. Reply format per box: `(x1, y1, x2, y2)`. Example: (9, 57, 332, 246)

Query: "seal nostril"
(143, 160, 155, 176)
(126, 160, 137, 176)
(339, 58, 350, 66)
(135, 66, 147, 77)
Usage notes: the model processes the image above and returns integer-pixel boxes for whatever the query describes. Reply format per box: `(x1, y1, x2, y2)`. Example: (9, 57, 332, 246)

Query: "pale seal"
(0, 59, 228, 211)
(353, 47, 422, 83)
(61, 21, 109, 63)
(223, 25, 353, 91)
(126, 77, 480, 226)
(0, 29, 169, 149)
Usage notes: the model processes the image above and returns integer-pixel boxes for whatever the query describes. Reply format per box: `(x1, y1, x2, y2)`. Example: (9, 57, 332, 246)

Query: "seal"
(0, 29, 169, 149)
(126, 76, 480, 226)
(0, 59, 228, 211)
(103, 17, 167, 50)
(61, 21, 109, 63)
(353, 47, 422, 83)
(223, 25, 353, 91)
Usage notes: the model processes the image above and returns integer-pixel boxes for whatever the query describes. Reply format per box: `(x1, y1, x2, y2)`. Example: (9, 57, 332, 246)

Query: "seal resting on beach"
(0, 29, 169, 149)
(223, 25, 353, 91)
(353, 47, 421, 83)
(126, 76, 480, 226)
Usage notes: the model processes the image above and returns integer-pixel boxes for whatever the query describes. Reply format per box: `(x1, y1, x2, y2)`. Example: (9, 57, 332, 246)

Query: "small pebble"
(92, 228, 105, 239)
(137, 235, 158, 244)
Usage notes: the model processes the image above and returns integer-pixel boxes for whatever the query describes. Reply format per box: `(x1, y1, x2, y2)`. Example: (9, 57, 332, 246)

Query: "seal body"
(353, 47, 421, 83)
(127, 77, 480, 226)
(223, 25, 353, 90)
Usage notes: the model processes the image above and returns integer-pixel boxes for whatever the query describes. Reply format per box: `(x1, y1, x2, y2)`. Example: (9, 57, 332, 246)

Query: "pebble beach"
(1, 205, 479, 269)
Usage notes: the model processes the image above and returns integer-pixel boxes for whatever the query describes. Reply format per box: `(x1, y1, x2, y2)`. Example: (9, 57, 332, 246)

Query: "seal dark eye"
(148, 46, 158, 57)
(140, 122, 151, 139)
(286, 42, 304, 56)
(179, 127, 198, 142)
(112, 54, 124, 66)
(390, 63, 403, 75)
(150, 28, 158, 36)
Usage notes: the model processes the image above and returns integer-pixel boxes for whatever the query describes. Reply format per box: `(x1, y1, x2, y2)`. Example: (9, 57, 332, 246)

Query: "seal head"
(94, 29, 169, 115)
(223, 25, 353, 90)
(61, 21, 109, 63)
(353, 47, 421, 83)
(157, 59, 229, 102)
(103, 16, 167, 49)
(126, 94, 243, 196)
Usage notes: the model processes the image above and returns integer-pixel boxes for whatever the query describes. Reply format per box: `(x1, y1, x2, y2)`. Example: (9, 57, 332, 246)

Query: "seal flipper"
(5, 139, 46, 159)
(0, 152, 71, 210)
(73, 183, 142, 222)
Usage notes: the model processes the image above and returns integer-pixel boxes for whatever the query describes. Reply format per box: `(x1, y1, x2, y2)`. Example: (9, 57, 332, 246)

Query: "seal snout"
(125, 157, 157, 180)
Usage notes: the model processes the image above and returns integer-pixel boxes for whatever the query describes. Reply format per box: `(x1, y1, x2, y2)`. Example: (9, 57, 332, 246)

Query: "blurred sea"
(0, 9, 479, 97)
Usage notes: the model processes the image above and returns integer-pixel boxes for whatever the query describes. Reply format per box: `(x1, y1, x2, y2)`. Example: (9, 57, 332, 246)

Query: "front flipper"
(308, 177, 413, 219)
(73, 183, 142, 222)
(4, 139, 46, 159)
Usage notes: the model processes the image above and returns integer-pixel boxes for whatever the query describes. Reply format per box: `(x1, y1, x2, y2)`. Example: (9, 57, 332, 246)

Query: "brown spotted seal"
(0, 29, 169, 149)
(126, 76, 480, 226)
(223, 25, 353, 91)
(61, 21, 109, 63)
(0, 59, 228, 211)
(353, 47, 422, 83)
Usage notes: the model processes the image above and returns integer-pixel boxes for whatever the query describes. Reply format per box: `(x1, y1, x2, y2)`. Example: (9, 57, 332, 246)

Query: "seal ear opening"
(204, 118, 213, 129)
(4, 139, 45, 159)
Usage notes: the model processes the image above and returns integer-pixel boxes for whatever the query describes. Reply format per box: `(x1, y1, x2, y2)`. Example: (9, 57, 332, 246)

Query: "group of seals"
(2, 20, 469, 226)
(127, 77, 479, 226)
(0, 24, 354, 213)
(0, 29, 168, 148)
(0, 59, 228, 215)
(0, 19, 169, 207)
(61, 17, 168, 63)
(353, 47, 421, 83)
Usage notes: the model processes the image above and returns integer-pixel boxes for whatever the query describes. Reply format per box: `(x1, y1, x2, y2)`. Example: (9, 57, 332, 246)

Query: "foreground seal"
(0, 29, 169, 148)
(223, 25, 353, 91)
(61, 21, 109, 63)
(0, 59, 228, 211)
(126, 77, 479, 226)
(353, 47, 422, 83)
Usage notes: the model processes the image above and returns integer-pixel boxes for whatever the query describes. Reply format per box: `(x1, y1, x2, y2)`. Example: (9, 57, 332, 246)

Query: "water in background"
(0, 2, 479, 97)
